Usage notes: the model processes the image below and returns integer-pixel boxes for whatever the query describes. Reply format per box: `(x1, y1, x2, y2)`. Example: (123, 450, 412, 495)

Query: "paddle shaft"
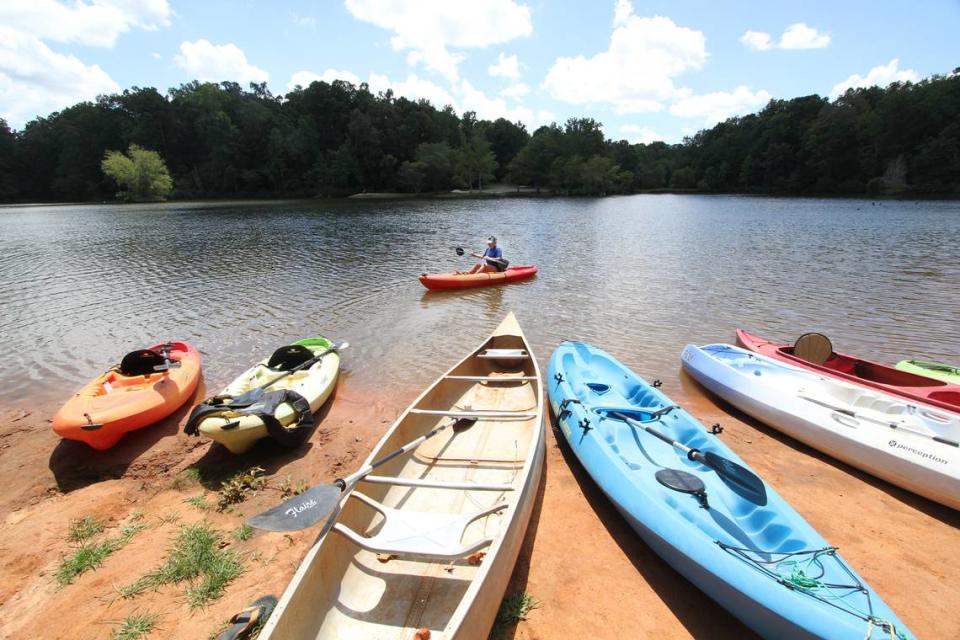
(456, 246, 507, 265)
(613, 411, 705, 461)
(337, 417, 466, 490)
(800, 396, 959, 447)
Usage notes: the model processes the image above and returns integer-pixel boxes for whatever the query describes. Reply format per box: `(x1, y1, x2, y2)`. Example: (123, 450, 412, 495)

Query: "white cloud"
(292, 14, 317, 29)
(613, 0, 633, 26)
(343, 0, 532, 82)
(542, 5, 707, 114)
(619, 124, 665, 144)
(830, 58, 919, 99)
(0, 0, 170, 48)
(500, 82, 529, 99)
(739, 30, 772, 52)
(488, 52, 521, 79)
(175, 40, 269, 84)
(669, 86, 771, 126)
(370, 72, 456, 106)
(0, 25, 120, 128)
(779, 23, 830, 49)
(151, 52, 161, 60)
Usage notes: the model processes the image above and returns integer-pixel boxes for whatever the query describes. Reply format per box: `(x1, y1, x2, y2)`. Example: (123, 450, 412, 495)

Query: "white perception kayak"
(257, 313, 544, 639)
(682, 343, 960, 511)
(186, 338, 341, 454)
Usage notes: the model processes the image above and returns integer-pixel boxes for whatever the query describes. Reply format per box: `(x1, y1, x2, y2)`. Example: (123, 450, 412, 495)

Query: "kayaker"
(463, 236, 504, 274)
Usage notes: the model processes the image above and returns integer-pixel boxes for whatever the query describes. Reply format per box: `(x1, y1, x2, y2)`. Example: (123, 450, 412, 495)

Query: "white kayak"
(259, 312, 544, 639)
(190, 337, 341, 454)
(682, 343, 960, 511)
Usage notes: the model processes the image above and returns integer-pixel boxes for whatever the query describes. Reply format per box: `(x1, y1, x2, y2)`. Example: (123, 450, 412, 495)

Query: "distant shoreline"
(3, 187, 959, 208)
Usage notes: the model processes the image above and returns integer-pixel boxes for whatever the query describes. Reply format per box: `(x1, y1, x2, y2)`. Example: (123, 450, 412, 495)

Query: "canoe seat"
(478, 349, 529, 360)
(332, 491, 508, 558)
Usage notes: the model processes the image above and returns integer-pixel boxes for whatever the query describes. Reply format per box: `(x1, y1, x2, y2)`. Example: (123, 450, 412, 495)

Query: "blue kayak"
(548, 341, 912, 640)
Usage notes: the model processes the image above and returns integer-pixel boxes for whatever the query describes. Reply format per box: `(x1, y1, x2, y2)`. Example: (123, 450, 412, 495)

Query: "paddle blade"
(702, 451, 768, 506)
(455, 247, 465, 256)
(247, 484, 343, 532)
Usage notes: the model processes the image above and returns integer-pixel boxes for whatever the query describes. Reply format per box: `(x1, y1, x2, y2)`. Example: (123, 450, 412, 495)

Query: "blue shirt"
(482, 246, 502, 264)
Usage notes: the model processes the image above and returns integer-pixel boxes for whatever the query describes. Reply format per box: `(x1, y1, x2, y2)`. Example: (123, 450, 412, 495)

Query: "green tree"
(458, 135, 498, 190)
(101, 144, 173, 201)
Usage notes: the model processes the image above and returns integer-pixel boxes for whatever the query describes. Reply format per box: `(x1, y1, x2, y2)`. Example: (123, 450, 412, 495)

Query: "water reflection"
(0, 196, 958, 406)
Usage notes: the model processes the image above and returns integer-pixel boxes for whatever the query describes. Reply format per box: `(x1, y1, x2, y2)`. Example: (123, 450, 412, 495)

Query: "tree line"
(0, 69, 958, 202)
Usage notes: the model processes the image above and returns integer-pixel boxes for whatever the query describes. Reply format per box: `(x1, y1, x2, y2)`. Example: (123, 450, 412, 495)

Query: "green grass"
(185, 494, 211, 511)
(119, 523, 244, 608)
(232, 523, 253, 542)
(111, 612, 158, 640)
(490, 592, 540, 639)
(68, 515, 105, 543)
(171, 467, 202, 491)
(157, 512, 180, 525)
(56, 520, 148, 586)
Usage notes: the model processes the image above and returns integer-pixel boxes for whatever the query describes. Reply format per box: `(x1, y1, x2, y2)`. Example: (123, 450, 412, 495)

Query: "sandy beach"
(1, 368, 957, 640)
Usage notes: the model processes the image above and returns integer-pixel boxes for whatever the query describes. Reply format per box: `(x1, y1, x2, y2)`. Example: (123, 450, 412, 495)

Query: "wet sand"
(1, 372, 958, 639)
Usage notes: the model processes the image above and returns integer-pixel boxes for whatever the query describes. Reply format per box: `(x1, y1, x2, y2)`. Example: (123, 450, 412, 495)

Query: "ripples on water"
(1, 196, 958, 407)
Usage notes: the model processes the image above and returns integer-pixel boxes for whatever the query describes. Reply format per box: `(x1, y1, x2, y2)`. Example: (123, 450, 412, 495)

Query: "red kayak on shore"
(736, 328, 960, 415)
(419, 265, 538, 290)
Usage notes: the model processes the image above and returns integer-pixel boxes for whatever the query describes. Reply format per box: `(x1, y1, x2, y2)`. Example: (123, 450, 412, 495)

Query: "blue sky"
(1, 0, 958, 141)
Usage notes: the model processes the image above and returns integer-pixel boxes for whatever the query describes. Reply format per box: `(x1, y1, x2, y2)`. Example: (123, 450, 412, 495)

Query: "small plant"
(171, 467, 202, 491)
(111, 612, 158, 640)
(68, 515, 105, 543)
(217, 466, 268, 511)
(490, 592, 540, 639)
(56, 519, 148, 585)
(185, 494, 211, 511)
(232, 524, 253, 542)
(277, 475, 309, 499)
(158, 512, 180, 525)
(119, 523, 244, 608)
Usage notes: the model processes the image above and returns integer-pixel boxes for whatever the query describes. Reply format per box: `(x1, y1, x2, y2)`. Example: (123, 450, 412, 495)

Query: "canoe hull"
(682, 344, 960, 511)
(737, 328, 960, 415)
(260, 313, 544, 639)
(195, 338, 340, 454)
(548, 341, 911, 640)
(52, 342, 201, 450)
(419, 266, 537, 290)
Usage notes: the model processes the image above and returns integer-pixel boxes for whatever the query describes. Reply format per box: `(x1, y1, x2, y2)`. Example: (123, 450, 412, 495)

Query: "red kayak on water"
(737, 328, 960, 415)
(419, 265, 538, 290)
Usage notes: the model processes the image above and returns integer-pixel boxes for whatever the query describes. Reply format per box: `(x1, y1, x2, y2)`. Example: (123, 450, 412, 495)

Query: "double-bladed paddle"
(230, 342, 348, 405)
(455, 246, 507, 266)
(248, 415, 478, 532)
(609, 410, 768, 506)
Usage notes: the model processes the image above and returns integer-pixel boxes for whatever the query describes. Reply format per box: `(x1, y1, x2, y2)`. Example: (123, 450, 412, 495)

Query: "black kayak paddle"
(609, 410, 767, 506)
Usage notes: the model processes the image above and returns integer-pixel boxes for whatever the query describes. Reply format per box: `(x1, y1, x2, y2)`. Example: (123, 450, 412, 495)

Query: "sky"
(1, 0, 958, 142)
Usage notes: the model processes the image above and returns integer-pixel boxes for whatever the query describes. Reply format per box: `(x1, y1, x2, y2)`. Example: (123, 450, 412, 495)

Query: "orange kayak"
(52, 342, 202, 449)
(419, 265, 538, 290)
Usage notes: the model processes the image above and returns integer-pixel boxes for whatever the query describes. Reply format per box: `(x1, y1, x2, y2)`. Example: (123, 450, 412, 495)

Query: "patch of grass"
(171, 467, 202, 491)
(68, 515, 105, 543)
(232, 523, 253, 542)
(490, 592, 540, 639)
(119, 523, 244, 608)
(217, 466, 267, 511)
(56, 520, 148, 586)
(185, 494, 211, 511)
(111, 612, 158, 640)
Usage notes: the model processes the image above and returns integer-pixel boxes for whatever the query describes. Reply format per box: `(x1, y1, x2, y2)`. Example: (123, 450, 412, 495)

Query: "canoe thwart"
(410, 409, 538, 418)
(362, 475, 516, 491)
(332, 491, 508, 558)
(478, 349, 529, 359)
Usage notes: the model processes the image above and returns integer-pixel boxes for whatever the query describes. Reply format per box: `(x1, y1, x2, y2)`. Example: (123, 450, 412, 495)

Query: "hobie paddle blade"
(702, 451, 767, 506)
(247, 484, 343, 532)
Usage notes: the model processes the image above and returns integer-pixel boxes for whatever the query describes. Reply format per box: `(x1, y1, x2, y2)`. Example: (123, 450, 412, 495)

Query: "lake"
(1, 195, 958, 408)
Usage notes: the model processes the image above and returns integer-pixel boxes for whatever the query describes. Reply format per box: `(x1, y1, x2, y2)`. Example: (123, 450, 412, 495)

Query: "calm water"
(1, 195, 958, 407)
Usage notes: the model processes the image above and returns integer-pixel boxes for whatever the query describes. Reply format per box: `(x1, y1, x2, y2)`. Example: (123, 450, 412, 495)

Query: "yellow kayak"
(186, 338, 341, 454)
